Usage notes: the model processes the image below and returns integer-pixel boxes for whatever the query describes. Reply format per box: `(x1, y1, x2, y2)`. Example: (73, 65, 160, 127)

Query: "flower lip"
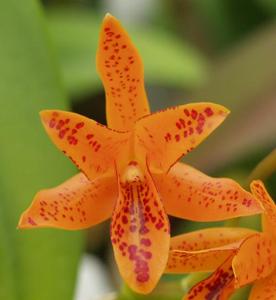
(121, 161, 143, 183)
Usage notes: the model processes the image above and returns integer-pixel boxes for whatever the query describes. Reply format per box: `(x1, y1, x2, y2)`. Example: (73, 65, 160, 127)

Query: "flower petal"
(232, 233, 276, 287)
(153, 162, 262, 221)
(40, 110, 130, 180)
(96, 14, 150, 131)
(167, 227, 255, 273)
(249, 270, 276, 300)
(111, 167, 170, 294)
(250, 180, 276, 230)
(184, 255, 235, 300)
(18, 173, 117, 229)
(135, 103, 229, 173)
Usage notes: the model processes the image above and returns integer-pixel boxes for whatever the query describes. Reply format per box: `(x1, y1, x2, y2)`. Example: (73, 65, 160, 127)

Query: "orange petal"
(184, 233, 276, 300)
(183, 255, 235, 300)
(249, 270, 276, 300)
(250, 180, 276, 231)
(232, 233, 276, 287)
(96, 14, 150, 131)
(18, 173, 117, 229)
(40, 110, 130, 180)
(153, 162, 262, 221)
(111, 165, 170, 294)
(167, 227, 255, 273)
(135, 103, 229, 173)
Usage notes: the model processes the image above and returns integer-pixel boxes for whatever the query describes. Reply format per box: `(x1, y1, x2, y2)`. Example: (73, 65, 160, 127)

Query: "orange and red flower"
(167, 180, 276, 299)
(18, 14, 262, 293)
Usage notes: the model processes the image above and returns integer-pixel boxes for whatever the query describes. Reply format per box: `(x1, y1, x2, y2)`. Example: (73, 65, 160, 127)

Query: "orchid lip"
(121, 160, 144, 183)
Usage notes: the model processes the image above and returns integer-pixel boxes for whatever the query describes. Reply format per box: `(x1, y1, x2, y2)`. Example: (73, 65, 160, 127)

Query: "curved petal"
(232, 233, 276, 287)
(251, 180, 276, 232)
(184, 233, 276, 300)
(183, 255, 235, 300)
(18, 173, 117, 229)
(153, 162, 262, 221)
(167, 227, 255, 273)
(249, 270, 276, 300)
(40, 110, 130, 180)
(111, 167, 170, 294)
(135, 103, 229, 173)
(96, 14, 150, 131)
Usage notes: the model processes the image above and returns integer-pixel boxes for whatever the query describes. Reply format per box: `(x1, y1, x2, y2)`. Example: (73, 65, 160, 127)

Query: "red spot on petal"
(191, 109, 198, 120)
(205, 107, 214, 117)
(76, 122, 84, 129)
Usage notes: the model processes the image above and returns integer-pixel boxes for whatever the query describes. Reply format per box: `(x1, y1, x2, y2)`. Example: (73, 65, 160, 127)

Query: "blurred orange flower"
(18, 14, 262, 294)
(168, 180, 276, 300)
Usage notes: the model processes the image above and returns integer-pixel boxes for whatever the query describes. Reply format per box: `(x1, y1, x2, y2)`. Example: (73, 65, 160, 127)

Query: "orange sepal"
(232, 233, 276, 287)
(96, 14, 150, 131)
(183, 255, 235, 300)
(166, 227, 255, 273)
(153, 162, 262, 221)
(18, 173, 117, 229)
(250, 180, 276, 232)
(40, 110, 130, 180)
(135, 103, 229, 173)
(249, 270, 276, 300)
(111, 165, 170, 294)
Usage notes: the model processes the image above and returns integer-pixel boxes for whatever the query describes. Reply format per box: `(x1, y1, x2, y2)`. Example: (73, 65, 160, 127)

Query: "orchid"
(168, 180, 276, 300)
(18, 14, 262, 294)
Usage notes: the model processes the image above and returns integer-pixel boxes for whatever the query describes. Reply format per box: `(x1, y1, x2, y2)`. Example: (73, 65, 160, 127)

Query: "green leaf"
(0, 1, 83, 299)
(184, 22, 276, 172)
(46, 7, 207, 97)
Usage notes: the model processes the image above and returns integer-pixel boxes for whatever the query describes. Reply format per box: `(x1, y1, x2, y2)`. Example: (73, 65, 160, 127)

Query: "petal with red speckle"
(97, 14, 150, 131)
(249, 270, 276, 300)
(18, 173, 117, 229)
(184, 255, 235, 300)
(135, 103, 229, 173)
(250, 180, 276, 233)
(153, 163, 262, 221)
(166, 227, 255, 273)
(111, 164, 170, 294)
(232, 233, 276, 287)
(40, 110, 130, 180)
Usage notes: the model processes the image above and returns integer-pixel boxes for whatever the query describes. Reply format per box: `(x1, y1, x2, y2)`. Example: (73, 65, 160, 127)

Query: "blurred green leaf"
(0, 1, 82, 299)
(192, 0, 267, 51)
(185, 21, 276, 172)
(230, 285, 251, 300)
(46, 7, 208, 97)
(116, 281, 183, 300)
(256, 0, 276, 15)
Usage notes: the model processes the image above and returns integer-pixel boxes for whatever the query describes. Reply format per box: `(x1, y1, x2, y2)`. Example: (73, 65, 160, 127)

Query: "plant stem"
(247, 148, 276, 185)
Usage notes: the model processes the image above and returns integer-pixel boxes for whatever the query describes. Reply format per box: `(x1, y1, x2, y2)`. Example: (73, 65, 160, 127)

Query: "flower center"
(121, 161, 143, 183)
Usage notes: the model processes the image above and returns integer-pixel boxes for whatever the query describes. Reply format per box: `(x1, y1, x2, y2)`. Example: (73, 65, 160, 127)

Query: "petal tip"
(17, 210, 38, 229)
(103, 12, 117, 24)
(39, 109, 52, 121)
(17, 213, 27, 229)
(104, 12, 113, 19)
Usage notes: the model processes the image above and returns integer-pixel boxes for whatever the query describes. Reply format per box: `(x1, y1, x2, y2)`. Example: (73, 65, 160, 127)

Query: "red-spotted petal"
(232, 233, 276, 287)
(250, 180, 276, 232)
(40, 110, 130, 180)
(184, 233, 276, 300)
(96, 14, 150, 131)
(153, 162, 262, 221)
(183, 255, 235, 300)
(249, 270, 276, 300)
(135, 103, 229, 173)
(166, 227, 255, 273)
(18, 173, 117, 229)
(111, 163, 170, 294)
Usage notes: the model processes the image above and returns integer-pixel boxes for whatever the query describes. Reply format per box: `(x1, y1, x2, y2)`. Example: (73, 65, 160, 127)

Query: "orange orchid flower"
(168, 180, 276, 300)
(18, 14, 262, 293)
